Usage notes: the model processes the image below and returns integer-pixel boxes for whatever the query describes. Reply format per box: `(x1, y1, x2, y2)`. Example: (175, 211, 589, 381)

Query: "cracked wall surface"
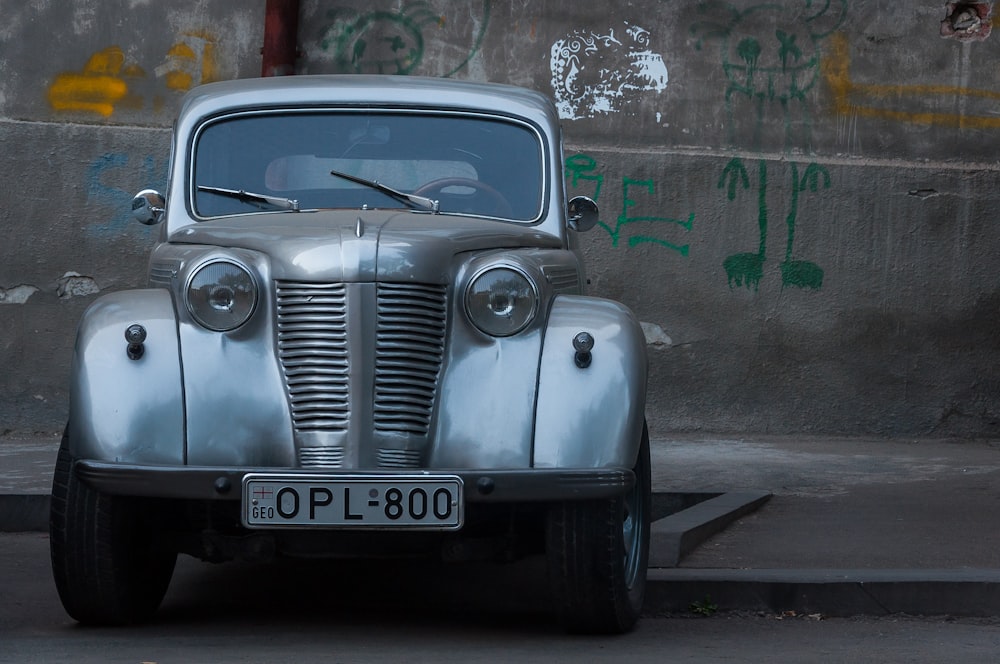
(0, 274, 100, 305)
(0, 285, 39, 305)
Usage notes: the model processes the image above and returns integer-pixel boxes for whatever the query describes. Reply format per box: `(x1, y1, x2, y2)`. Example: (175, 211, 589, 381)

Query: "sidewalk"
(4, 431, 1000, 616)
(648, 435, 1000, 616)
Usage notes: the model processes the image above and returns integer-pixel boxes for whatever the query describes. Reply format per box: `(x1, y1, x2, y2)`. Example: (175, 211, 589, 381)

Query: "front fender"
(69, 289, 184, 463)
(533, 296, 648, 469)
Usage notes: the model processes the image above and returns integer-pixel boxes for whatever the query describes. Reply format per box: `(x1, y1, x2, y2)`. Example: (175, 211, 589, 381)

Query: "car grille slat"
(377, 449, 422, 469)
(277, 282, 349, 432)
(149, 260, 181, 288)
(542, 264, 580, 293)
(375, 283, 447, 435)
(299, 447, 345, 468)
(276, 280, 447, 439)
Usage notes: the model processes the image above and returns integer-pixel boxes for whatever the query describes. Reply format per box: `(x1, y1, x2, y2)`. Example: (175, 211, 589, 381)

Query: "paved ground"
(5, 531, 1000, 664)
(4, 430, 1000, 616)
(653, 436, 1000, 569)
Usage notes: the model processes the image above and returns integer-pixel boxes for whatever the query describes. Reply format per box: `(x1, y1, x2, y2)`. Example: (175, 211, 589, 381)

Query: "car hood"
(168, 210, 562, 283)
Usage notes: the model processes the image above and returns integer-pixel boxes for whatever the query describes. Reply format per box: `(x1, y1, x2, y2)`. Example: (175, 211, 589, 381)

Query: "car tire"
(49, 427, 177, 625)
(545, 422, 651, 634)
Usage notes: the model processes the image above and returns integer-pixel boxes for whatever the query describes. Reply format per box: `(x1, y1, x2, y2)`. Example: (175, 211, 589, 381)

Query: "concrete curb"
(0, 495, 49, 533)
(650, 491, 772, 567)
(644, 569, 1000, 617)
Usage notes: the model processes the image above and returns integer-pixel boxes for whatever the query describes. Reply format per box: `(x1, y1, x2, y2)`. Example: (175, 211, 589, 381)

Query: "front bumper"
(74, 460, 634, 504)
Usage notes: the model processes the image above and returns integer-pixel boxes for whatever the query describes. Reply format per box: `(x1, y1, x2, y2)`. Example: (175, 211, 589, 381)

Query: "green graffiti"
(318, 1, 490, 77)
(565, 154, 603, 201)
(781, 259, 823, 289)
(691, 1, 846, 149)
(443, 2, 490, 77)
(565, 154, 693, 255)
(799, 161, 832, 192)
(720, 157, 827, 291)
(693, 1, 844, 291)
(613, 178, 693, 255)
(722, 158, 767, 290)
(782, 161, 829, 289)
(718, 157, 750, 201)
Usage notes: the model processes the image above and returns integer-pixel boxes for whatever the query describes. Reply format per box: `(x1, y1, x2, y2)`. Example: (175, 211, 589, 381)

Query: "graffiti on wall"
(565, 154, 693, 255)
(550, 22, 669, 120)
(690, 0, 846, 150)
(86, 152, 167, 238)
(691, 1, 846, 291)
(823, 32, 1000, 129)
(718, 157, 829, 290)
(48, 32, 220, 117)
(315, 1, 489, 76)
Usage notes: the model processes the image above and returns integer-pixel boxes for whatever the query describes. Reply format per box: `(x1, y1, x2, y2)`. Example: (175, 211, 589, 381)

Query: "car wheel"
(49, 427, 177, 625)
(545, 422, 651, 634)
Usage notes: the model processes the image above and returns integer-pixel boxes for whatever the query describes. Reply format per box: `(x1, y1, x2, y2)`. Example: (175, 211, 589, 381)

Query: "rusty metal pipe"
(261, 0, 300, 77)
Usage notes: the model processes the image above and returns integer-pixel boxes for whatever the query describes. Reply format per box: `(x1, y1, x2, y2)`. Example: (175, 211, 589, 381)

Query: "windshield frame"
(186, 107, 549, 224)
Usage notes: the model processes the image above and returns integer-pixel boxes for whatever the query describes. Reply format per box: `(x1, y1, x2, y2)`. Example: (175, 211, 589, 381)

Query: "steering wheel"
(413, 178, 513, 217)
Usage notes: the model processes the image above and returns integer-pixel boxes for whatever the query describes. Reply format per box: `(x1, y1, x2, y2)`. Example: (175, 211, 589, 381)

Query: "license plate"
(241, 474, 463, 530)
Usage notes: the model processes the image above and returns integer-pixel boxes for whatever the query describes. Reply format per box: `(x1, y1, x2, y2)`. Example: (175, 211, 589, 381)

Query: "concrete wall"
(2, 0, 998, 439)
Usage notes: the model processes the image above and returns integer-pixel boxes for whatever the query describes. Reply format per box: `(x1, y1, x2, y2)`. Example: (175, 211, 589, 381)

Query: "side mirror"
(567, 195, 599, 232)
(131, 189, 166, 226)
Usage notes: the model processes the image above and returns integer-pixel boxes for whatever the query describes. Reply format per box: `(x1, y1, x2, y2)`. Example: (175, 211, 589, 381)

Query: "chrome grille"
(299, 446, 345, 468)
(374, 283, 447, 436)
(542, 264, 580, 293)
(276, 282, 349, 432)
(377, 449, 422, 468)
(149, 260, 180, 288)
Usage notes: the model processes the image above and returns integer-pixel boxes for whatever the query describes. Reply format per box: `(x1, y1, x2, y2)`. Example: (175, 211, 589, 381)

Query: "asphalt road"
(4, 533, 1000, 663)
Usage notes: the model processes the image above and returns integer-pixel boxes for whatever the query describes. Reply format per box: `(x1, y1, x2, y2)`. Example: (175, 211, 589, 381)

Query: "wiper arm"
(197, 185, 300, 212)
(329, 169, 439, 213)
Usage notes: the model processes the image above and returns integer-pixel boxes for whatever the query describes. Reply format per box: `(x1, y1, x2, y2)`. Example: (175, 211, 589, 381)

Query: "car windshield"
(192, 111, 544, 221)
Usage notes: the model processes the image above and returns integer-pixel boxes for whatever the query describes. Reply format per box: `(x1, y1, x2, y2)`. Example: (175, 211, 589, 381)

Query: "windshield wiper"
(329, 169, 439, 213)
(197, 185, 300, 212)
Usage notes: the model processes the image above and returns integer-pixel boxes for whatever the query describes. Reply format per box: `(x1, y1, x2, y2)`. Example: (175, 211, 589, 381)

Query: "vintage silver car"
(50, 75, 649, 634)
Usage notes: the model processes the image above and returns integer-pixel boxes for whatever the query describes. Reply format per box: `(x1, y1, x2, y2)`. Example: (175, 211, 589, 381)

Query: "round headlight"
(465, 266, 538, 337)
(187, 260, 258, 331)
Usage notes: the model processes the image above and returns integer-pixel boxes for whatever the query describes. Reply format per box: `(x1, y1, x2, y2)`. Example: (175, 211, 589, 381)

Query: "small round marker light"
(573, 331, 594, 369)
(125, 323, 147, 360)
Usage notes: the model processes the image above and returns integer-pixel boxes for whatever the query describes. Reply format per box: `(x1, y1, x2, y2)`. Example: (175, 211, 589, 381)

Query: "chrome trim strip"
(75, 460, 634, 503)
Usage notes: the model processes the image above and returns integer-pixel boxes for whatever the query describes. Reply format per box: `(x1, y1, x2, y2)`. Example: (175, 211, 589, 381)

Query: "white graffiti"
(550, 22, 668, 120)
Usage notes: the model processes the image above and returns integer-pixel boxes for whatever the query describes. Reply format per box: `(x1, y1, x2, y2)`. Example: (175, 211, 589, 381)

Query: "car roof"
(177, 75, 559, 126)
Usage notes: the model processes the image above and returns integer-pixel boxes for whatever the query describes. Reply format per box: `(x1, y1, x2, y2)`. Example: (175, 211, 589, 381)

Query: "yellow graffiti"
(156, 31, 220, 92)
(823, 32, 1000, 129)
(48, 31, 220, 117)
(47, 46, 133, 117)
(164, 43, 197, 90)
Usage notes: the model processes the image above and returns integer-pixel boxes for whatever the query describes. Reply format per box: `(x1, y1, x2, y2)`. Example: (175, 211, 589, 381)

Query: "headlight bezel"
(464, 263, 540, 337)
(184, 258, 259, 332)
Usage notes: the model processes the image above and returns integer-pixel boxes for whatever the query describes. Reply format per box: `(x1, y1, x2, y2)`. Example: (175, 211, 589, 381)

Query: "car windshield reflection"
(193, 111, 544, 221)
